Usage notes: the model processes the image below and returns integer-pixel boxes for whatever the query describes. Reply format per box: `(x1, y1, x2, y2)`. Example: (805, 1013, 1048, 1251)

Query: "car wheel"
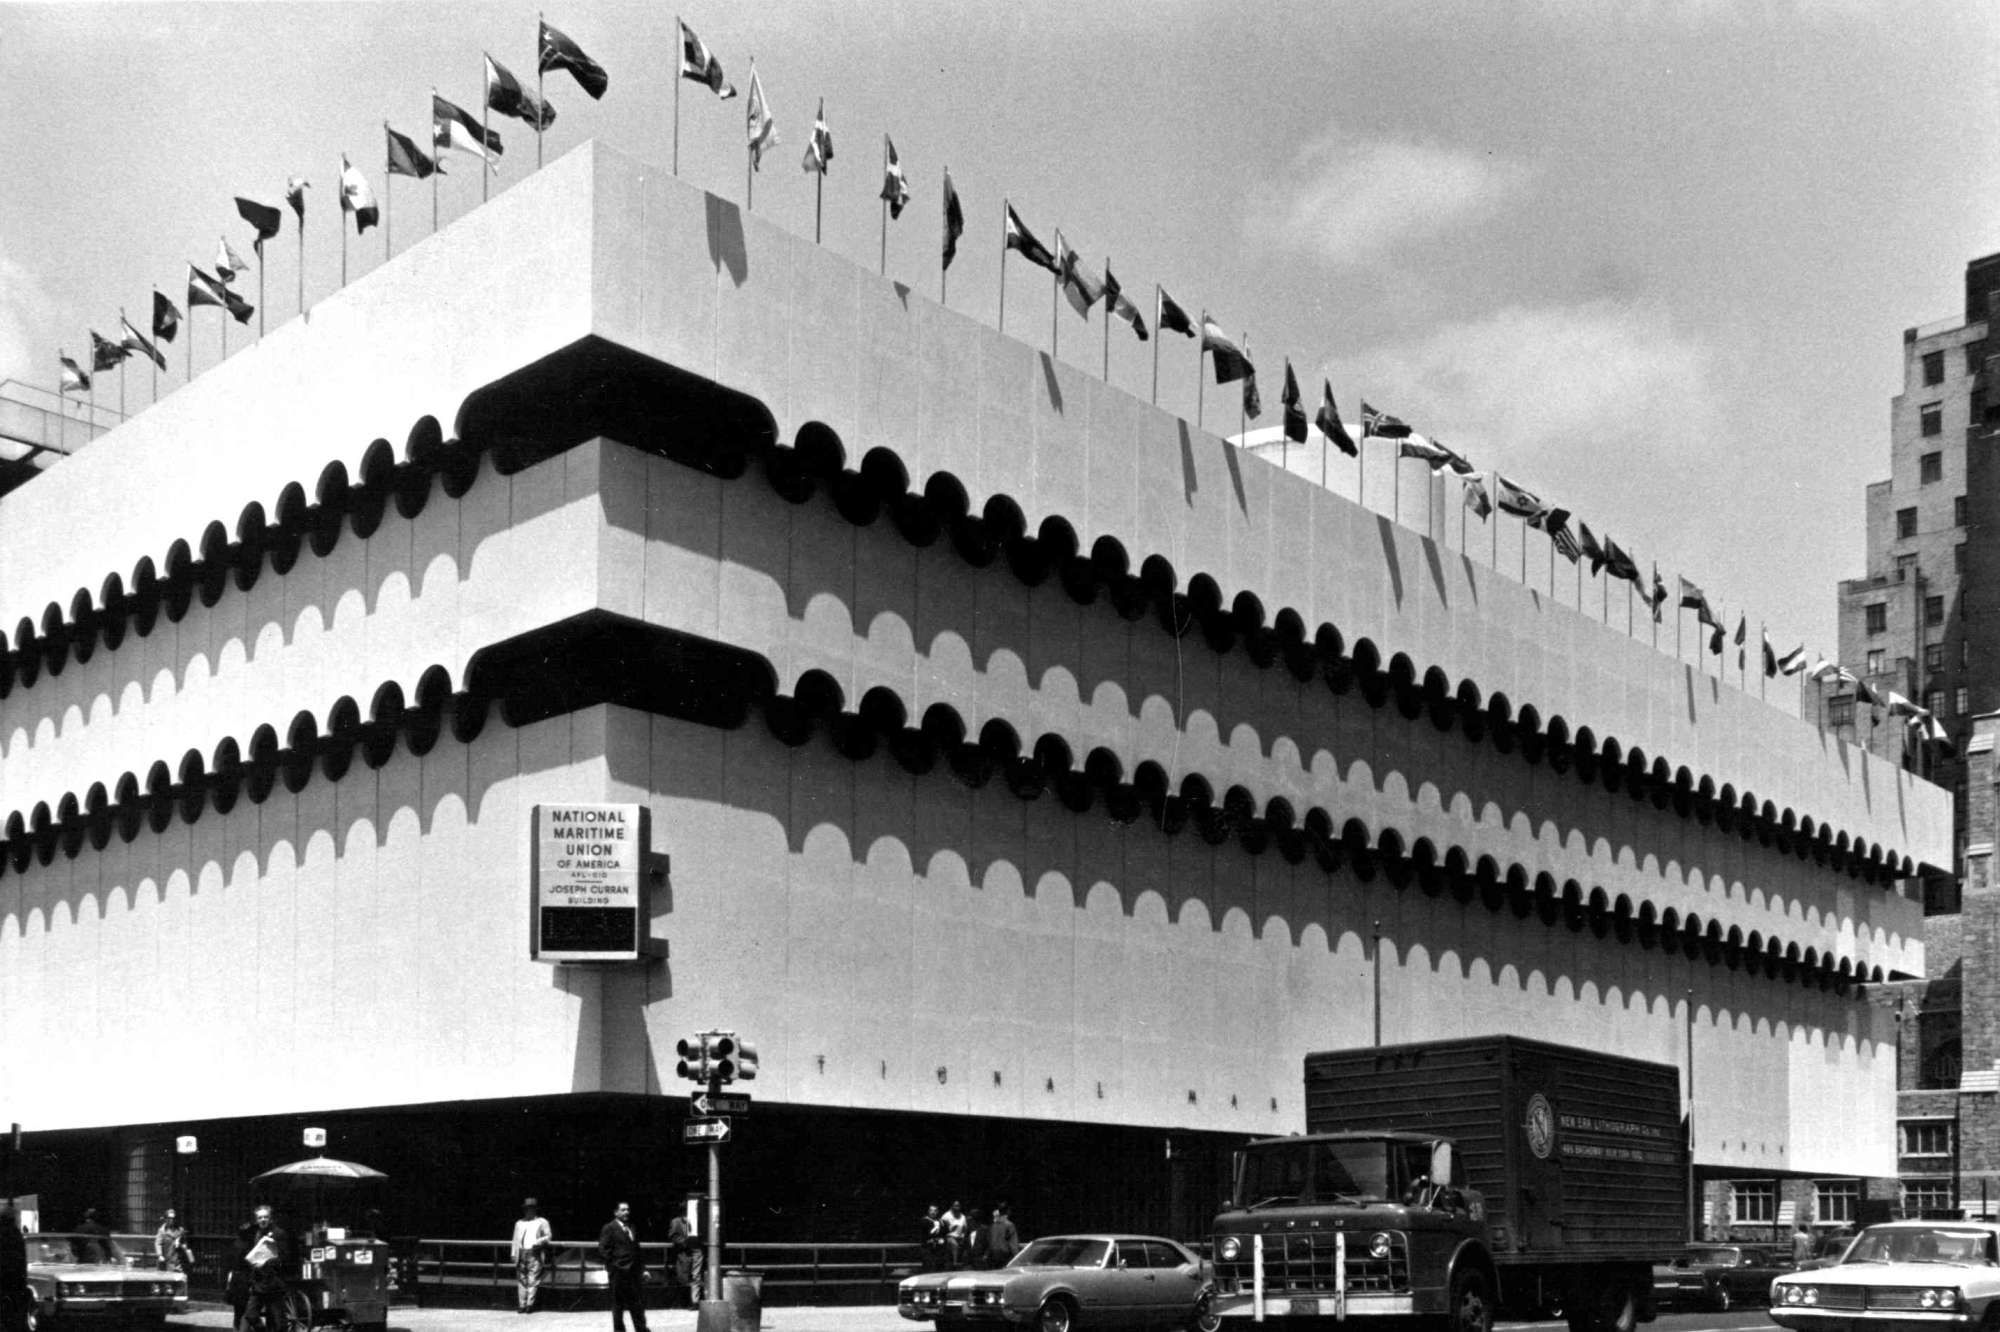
(1191, 1289, 1222, 1332)
(1449, 1272, 1492, 1332)
(22, 1302, 42, 1332)
(1038, 1295, 1077, 1332)
(1543, 1292, 1564, 1320)
(1713, 1287, 1731, 1313)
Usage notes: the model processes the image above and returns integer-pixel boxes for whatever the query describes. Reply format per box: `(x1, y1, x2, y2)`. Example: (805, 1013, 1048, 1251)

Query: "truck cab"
(1209, 1132, 1496, 1332)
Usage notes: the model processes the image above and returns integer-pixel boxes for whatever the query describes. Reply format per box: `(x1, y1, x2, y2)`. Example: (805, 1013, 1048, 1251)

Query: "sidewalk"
(167, 1303, 909, 1332)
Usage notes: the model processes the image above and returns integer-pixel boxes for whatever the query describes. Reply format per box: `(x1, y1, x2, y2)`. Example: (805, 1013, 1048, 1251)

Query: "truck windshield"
(1235, 1139, 1432, 1208)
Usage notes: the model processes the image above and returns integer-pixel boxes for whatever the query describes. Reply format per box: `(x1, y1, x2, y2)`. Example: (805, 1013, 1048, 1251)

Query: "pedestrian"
(71, 1207, 111, 1264)
(667, 1211, 703, 1309)
(986, 1203, 1019, 1269)
(940, 1200, 969, 1269)
(597, 1201, 648, 1332)
(1792, 1225, 1813, 1266)
(968, 1208, 990, 1270)
(919, 1205, 946, 1272)
(0, 1199, 28, 1332)
(511, 1198, 553, 1315)
(222, 1221, 256, 1331)
(154, 1209, 191, 1276)
(242, 1206, 293, 1332)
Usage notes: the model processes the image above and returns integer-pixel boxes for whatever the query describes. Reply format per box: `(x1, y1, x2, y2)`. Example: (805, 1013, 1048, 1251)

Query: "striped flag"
(1398, 435, 1473, 475)
(1199, 316, 1251, 384)
(1004, 204, 1057, 273)
(385, 125, 439, 180)
(678, 20, 736, 99)
(341, 155, 380, 232)
(802, 99, 833, 174)
(1102, 264, 1148, 340)
(188, 264, 254, 324)
(434, 94, 501, 169)
(120, 314, 166, 371)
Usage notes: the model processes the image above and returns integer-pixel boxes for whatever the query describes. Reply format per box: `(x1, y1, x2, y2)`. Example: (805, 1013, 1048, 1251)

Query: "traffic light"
(675, 1034, 714, 1083)
(711, 1034, 738, 1082)
(734, 1041, 758, 1081)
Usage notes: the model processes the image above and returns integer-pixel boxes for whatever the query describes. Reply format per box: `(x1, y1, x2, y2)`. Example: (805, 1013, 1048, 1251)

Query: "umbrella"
(251, 1157, 389, 1188)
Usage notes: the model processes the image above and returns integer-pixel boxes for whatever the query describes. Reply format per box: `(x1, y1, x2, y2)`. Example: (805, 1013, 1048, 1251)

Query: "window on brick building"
(1927, 689, 1945, 716)
(1957, 495, 1969, 526)
(1867, 649, 1885, 675)
(1922, 402, 1944, 436)
(1731, 1181, 1776, 1225)
(1958, 686, 1971, 715)
(1928, 595, 1946, 626)
(1868, 603, 1888, 634)
(1919, 1009, 1962, 1090)
(1828, 695, 1854, 727)
(1813, 1180, 1859, 1225)
(1902, 1121, 1954, 1157)
(1924, 351, 1946, 386)
(1923, 452, 1944, 483)
(1925, 873, 1963, 916)
(1928, 644, 1946, 671)
(1899, 508, 1920, 539)
(1903, 1180, 1957, 1217)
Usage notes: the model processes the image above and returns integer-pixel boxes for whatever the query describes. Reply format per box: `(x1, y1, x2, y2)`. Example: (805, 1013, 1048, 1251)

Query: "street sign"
(303, 1127, 326, 1148)
(691, 1093, 751, 1116)
(684, 1118, 732, 1144)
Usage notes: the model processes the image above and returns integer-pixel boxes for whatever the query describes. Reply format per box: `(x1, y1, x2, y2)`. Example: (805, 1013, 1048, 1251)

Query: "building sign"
(532, 804, 648, 963)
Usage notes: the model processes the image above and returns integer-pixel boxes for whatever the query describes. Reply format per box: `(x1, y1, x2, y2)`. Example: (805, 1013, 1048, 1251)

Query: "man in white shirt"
(510, 1198, 554, 1315)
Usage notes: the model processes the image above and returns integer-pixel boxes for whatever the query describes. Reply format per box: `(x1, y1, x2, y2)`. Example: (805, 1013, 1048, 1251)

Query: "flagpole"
(87, 363, 95, 444)
(880, 136, 889, 277)
(537, 13, 546, 169)
(341, 159, 349, 287)
(298, 204, 306, 315)
(1392, 449, 1399, 527)
(383, 124, 393, 263)
(1150, 286, 1161, 405)
(747, 67, 756, 211)
(482, 63, 493, 204)
(430, 89, 440, 234)
(1651, 564, 1659, 651)
(185, 288, 193, 379)
(257, 246, 266, 339)
(56, 350, 66, 455)
(673, 16, 682, 176)
(119, 356, 125, 421)
(1050, 234, 1059, 361)
(1101, 256, 1110, 382)
(1674, 575, 1682, 662)
(1238, 333, 1248, 444)
(941, 168, 950, 306)
(1760, 622, 1767, 701)
(221, 300, 227, 363)
(814, 101, 825, 246)
(998, 198, 1008, 336)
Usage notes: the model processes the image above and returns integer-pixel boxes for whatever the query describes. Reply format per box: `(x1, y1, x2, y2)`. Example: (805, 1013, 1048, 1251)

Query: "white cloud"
(1338, 300, 1723, 475)
(1247, 129, 1535, 267)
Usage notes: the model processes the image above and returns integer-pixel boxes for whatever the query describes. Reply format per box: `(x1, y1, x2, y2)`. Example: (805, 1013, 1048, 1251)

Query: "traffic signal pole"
(706, 1086, 724, 1304)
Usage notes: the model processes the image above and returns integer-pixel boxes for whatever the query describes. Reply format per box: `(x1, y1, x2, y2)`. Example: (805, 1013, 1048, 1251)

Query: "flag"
(59, 356, 89, 394)
(1777, 643, 1807, 676)
(1102, 264, 1148, 341)
(678, 19, 736, 99)
(90, 330, 130, 372)
(1551, 518, 1583, 564)
(1199, 316, 1252, 384)
(120, 314, 166, 371)
(942, 169, 964, 271)
(1806, 659, 1851, 684)
(1157, 287, 1195, 338)
(1280, 362, 1307, 444)
(880, 137, 910, 219)
(188, 264, 253, 324)
(1678, 576, 1721, 628)
(1920, 713, 1953, 751)
(1054, 235, 1103, 318)
(1493, 472, 1552, 520)
(539, 19, 607, 100)
(1398, 435, 1474, 474)
(152, 290, 180, 345)
(341, 155, 379, 232)
(435, 94, 501, 169)
(1361, 401, 1412, 440)
(386, 124, 438, 180)
(1576, 520, 1607, 573)
(217, 233, 253, 283)
(286, 176, 309, 222)
(1709, 621, 1725, 657)
(1004, 204, 1058, 273)
(1602, 536, 1640, 584)
(1529, 506, 1572, 541)
(486, 55, 556, 129)
(746, 68, 777, 171)
(1735, 615, 1747, 670)
(1649, 570, 1669, 621)
(235, 197, 282, 255)
(1462, 472, 1493, 520)
(1242, 362, 1262, 419)
(1316, 382, 1358, 457)
(802, 98, 833, 174)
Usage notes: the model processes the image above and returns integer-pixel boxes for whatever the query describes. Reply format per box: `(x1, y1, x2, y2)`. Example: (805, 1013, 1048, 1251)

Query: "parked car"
(1794, 1233, 1855, 1272)
(1771, 1220, 2000, 1328)
(898, 1234, 1216, 1332)
(1660, 1243, 1794, 1311)
(22, 1231, 190, 1329)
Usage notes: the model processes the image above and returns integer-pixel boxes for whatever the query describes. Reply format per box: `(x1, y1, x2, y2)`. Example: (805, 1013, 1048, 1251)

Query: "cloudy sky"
(2, 1, 1996, 671)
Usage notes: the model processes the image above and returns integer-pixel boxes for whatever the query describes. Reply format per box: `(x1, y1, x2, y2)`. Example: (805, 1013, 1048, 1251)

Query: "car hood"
(29, 1262, 175, 1280)
(1782, 1264, 1997, 1286)
(904, 1267, 1078, 1290)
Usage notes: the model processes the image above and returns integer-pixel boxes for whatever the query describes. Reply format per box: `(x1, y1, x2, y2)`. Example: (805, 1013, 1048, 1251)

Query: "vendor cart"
(249, 1156, 392, 1332)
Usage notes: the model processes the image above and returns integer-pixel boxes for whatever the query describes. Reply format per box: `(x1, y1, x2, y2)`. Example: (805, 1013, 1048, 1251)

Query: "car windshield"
(1843, 1228, 1999, 1266)
(1234, 1139, 1432, 1207)
(1674, 1248, 1740, 1267)
(25, 1235, 149, 1264)
(1010, 1239, 1110, 1269)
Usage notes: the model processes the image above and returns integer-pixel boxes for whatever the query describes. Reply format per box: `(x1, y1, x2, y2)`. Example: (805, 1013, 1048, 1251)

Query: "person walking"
(0, 1200, 29, 1332)
(511, 1198, 553, 1315)
(154, 1209, 191, 1276)
(597, 1201, 649, 1332)
(222, 1220, 256, 1331)
(71, 1208, 111, 1264)
(1792, 1225, 1814, 1266)
(241, 1206, 293, 1332)
(986, 1203, 1019, 1269)
(667, 1211, 703, 1309)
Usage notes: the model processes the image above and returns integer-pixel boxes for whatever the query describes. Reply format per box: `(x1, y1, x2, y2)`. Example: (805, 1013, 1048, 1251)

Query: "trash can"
(721, 1270, 763, 1332)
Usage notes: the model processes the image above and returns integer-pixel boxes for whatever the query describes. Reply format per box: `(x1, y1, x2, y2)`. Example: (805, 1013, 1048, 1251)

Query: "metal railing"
(408, 1237, 928, 1302)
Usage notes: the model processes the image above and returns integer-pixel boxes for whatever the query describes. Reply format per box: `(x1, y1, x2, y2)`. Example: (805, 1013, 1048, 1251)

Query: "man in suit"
(597, 1202, 648, 1332)
(242, 1206, 293, 1332)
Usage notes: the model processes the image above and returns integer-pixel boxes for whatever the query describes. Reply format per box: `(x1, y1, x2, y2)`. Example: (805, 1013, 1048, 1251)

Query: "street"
(156, 1306, 1793, 1332)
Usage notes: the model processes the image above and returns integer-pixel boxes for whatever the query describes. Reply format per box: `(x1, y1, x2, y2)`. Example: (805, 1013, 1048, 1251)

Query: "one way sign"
(684, 1118, 731, 1144)
(692, 1093, 751, 1116)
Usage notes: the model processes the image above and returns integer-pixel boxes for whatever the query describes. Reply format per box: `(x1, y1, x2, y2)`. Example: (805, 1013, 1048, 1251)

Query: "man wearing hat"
(510, 1197, 554, 1315)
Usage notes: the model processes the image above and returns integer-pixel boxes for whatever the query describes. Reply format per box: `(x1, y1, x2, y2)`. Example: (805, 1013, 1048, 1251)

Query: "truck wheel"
(1191, 1289, 1222, 1332)
(1449, 1272, 1493, 1332)
(1038, 1295, 1077, 1332)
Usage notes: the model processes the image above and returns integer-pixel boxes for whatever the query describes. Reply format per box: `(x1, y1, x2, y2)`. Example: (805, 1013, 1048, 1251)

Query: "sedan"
(899, 1234, 1216, 1332)
(1662, 1243, 1793, 1311)
(1771, 1220, 2000, 1329)
(22, 1232, 190, 1330)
